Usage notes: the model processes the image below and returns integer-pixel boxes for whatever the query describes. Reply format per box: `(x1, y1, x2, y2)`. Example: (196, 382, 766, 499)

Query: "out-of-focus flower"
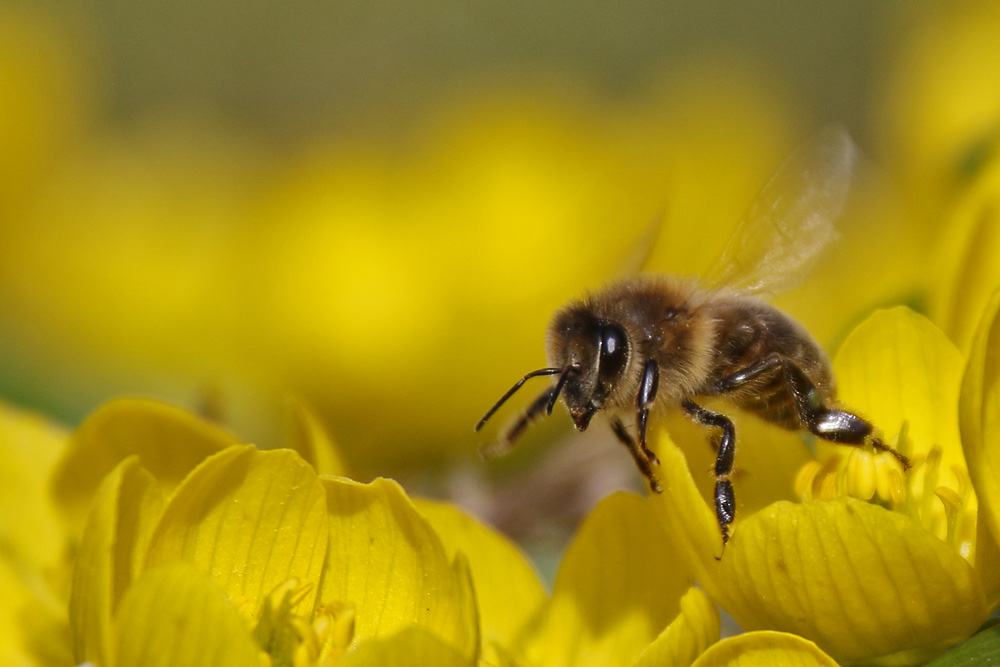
(876, 0, 1000, 216)
(689, 631, 839, 667)
(653, 304, 1000, 662)
(928, 154, 1000, 352)
(11, 27, 910, 475)
(52, 399, 481, 666)
(250, 72, 806, 473)
(0, 4, 90, 211)
(0, 404, 70, 667)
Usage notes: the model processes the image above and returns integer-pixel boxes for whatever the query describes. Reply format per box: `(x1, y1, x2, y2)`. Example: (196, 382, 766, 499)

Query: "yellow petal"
(50, 398, 240, 530)
(520, 491, 693, 667)
(414, 498, 545, 661)
(143, 445, 328, 622)
(115, 562, 261, 667)
(0, 401, 66, 572)
(319, 477, 479, 661)
(962, 290, 1000, 544)
(690, 631, 838, 667)
(650, 429, 743, 619)
(283, 396, 348, 477)
(633, 587, 719, 667)
(69, 457, 162, 666)
(653, 316, 991, 662)
(336, 626, 475, 667)
(930, 156, 1000, 352)
(834, 307, 965, 475)
(720, 498, 985, 661)
(0, 553, 74, 667)
(973, 509, 1000, 609)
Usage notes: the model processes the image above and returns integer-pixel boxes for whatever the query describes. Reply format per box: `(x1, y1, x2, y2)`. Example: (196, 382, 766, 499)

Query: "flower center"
(793, 422, 978, 559)
(251, 579, 356, 666)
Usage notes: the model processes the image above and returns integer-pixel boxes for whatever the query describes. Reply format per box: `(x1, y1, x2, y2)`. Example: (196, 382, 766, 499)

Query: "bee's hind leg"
(682, 399, 737, 546)
(479, 387, 556, 459)
(783, 363, 912, 470)
(716, 355, 911, 470)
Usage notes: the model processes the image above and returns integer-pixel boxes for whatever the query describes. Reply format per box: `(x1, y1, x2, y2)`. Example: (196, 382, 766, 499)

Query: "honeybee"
(475, 127, 910, 545)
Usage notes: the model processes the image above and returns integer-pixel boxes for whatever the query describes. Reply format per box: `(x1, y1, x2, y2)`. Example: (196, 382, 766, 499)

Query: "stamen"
(315, 604, 355, 664)
(935, 486, 963, 545)
(845, 448, 876, 501)
(818, 469, 839, 501)
(917, 446, 943, 523)
(886, 466, 907, 505)
(794, 460, 822, 501)
(874, 451, 907, 505)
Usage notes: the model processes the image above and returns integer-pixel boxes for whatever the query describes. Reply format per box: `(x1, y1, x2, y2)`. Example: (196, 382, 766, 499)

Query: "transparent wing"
(703, 125, 858, 296)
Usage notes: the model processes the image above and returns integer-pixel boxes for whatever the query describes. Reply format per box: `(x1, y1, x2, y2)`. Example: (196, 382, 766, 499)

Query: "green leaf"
(925, 620, 1000, 667)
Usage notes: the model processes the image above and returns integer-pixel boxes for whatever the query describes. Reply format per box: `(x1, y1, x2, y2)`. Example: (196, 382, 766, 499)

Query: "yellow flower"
(499, 492, 719, 667)
(0, 4, 90, 210)
(56, 402, 485, 666)
(929, 152, 1000, 352)
(0, 403, 71, 667)
(2, 395, 728, 666)
(690, 631, 839, 667)
(876, 0, 1000, 217)
(652, 303, 1000, 662)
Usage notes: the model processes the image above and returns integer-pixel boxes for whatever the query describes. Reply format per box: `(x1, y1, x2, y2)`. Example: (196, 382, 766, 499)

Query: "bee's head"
(546, 306, 631, 430)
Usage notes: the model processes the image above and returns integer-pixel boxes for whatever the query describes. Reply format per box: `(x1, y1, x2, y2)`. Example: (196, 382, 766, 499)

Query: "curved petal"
(834, 307, 966, 486)
(336, 626, 475, 667)
(519, 491, 693, 667)
(0, 553, 74, 667)
(929, 157, 1000, 352)
(143, 445, 328, 622)
(50, 398, 240, 530)
(690, 631, 838, 667)
(633, 587, 719, 667)
(719, 498, 985, 661)
(115, 562, 261, 667)
(0, 401, 67, 571)
(414, 498, 545, 659)
(319, 477, 479, 662)
(69, 457, 162, 666)
(650, 429, 745, 618)
(973, 514, 1000, 610)
(283, 396, 348, 477)
(960, 288, 1000, 595)
(652, 428, 987, 661)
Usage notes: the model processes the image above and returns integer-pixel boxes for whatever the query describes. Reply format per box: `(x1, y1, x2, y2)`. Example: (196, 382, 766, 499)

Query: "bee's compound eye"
(598, 323, 628, 383)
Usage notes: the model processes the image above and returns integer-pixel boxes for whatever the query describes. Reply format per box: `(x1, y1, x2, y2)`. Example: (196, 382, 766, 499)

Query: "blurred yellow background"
(1, 0, 997, 495)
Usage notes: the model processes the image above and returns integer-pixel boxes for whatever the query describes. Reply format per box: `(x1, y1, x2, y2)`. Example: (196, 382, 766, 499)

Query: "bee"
(474, 127, 910, 545)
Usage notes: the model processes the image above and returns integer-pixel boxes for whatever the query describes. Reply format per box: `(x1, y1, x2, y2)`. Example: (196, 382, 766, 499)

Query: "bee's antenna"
(475, 367, 562, 431)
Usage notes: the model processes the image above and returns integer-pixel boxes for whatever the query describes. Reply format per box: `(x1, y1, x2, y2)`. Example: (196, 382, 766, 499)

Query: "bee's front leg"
(610, 418, 661, 493)
(479, 387, 556, 459)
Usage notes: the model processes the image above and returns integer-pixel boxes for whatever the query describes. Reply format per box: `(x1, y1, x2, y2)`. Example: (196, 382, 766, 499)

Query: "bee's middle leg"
(635, 359, 660, 465)
(682, 399, 737, 545)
